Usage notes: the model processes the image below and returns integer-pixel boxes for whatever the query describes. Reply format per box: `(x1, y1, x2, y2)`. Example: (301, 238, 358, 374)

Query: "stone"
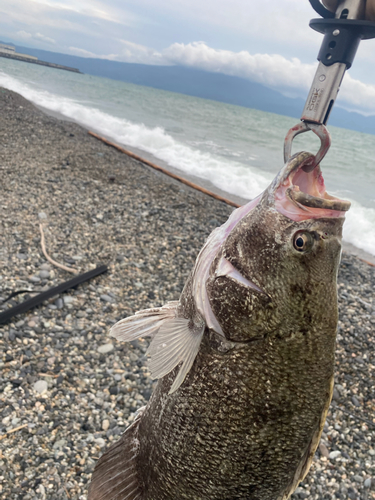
(100, 294, 113, 303)
(95, 438, 106, 448)
(329, 450, 341, 460)
(33, 380, 48, 394)
(53, 439, 67, 450)
(319, 442, 329, 458)
(55, 298, 64, 309)
(102, 419, 110, 431)
(29, 276, 41, 283)
(63, 296, 75, 304)
(351, 396, 360, 407)
(39, 270, 50, 279)
(98, 344, 114, 354)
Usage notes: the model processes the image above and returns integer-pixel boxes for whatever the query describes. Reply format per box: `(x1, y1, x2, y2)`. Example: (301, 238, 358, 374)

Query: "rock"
(95, 438, 106, 448)
(38, 212, 48, 219)
(364, 478, 372, 488)
(53, 439, 67, 450)
(100, 294, 113, 303)
(39, 270, 50, 279)
(351, 396, 360, 407)
(16, 253, 28, 260)
(33, 380, 48, 394)
(102, 419, 110, 431)
(98, 344, 114, 354)
(332, 387, 340, 401)
(55, 298, 64, 309)
(329, 450, 341, 460)
(319, 442, 330, 458)
(29, 276, 41, 283)
(63, 296, 75, 304)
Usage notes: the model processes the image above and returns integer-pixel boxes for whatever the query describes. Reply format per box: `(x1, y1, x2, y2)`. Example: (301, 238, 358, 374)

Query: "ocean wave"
(1, 70, 374, 257)
(342, 200, 375, 257)
(0, 71, 270, 201)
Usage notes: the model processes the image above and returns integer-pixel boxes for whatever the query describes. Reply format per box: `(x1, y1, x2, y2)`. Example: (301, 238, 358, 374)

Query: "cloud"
(163, 42, 316, 93)
(68, 46, 98, 58)
(68, 40, 165, 65)
(162, 42, 375, 115)
(34, 32, 56, 44)
(17, 30, 55, 44)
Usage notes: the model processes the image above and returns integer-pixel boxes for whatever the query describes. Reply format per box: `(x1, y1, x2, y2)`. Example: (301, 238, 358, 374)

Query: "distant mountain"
(3, 41, 375, 135)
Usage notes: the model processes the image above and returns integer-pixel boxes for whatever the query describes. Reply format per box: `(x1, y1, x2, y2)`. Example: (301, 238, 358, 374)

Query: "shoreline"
(1, 87, 374, 499)
(36, 103, 375, 266)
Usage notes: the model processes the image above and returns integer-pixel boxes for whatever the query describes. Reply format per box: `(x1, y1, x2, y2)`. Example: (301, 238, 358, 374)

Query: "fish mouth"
(273, 152, 351, 221)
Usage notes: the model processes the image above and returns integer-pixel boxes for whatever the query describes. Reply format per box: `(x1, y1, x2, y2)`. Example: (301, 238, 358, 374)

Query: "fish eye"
(293, 231, 314, 253)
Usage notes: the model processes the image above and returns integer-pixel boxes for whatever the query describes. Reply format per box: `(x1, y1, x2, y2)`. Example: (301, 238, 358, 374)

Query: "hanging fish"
(88, 151, 350, 500)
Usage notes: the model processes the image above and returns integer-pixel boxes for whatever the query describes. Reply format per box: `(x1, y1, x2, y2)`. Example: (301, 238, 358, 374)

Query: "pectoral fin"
(110, 301, 179, 341)
(147, 318, 204, 394)
(111, 301, 204, 394)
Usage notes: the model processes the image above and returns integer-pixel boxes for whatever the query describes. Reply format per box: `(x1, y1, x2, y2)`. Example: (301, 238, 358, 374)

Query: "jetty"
(0, 43, 81, 73)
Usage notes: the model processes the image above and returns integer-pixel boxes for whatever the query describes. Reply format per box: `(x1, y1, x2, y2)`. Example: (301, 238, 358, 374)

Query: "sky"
(1, 0, 375, 115)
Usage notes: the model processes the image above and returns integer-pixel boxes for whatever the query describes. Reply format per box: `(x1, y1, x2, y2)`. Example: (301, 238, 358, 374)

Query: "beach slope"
(0, 88, 374, 499)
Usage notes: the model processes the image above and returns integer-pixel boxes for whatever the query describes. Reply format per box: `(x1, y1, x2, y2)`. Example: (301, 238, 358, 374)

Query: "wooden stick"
(0, 424, 28, 440)
(88, 131, 241, 209)
(39, 223, 78, 274)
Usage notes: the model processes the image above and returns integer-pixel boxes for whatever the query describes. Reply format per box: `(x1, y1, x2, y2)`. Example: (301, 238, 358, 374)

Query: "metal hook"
(283, 122, 331, 172)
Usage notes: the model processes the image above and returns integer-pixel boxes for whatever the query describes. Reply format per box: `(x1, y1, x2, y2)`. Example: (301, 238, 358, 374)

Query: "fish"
(88, 151, 350, 500)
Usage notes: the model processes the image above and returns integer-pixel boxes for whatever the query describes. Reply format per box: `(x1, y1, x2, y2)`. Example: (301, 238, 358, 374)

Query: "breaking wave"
(0, 69, 374, 257)
(0, 71, 270, 201)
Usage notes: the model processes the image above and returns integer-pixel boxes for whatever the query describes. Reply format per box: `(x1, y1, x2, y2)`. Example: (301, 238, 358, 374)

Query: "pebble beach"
(0, 87, 374, 500)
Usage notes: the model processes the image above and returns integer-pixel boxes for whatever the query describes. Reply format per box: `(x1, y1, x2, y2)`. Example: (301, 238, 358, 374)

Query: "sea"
(1, 57, 375, 258)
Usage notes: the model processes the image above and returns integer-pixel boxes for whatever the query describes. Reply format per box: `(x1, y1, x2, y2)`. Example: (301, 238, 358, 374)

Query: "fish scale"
(88, 152, 350, 500)
(137, 332, 333, 499)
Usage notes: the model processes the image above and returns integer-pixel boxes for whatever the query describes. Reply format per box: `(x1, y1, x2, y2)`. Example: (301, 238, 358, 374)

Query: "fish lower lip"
(286, 188, 351, 212)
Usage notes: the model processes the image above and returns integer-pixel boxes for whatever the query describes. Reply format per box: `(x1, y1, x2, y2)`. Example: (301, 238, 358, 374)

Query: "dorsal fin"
(110, 302, 204, 394)
(87, 411, 144, 500)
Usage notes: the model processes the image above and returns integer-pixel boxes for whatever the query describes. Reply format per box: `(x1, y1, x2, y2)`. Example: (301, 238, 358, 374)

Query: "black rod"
(0, 264, 108, 325)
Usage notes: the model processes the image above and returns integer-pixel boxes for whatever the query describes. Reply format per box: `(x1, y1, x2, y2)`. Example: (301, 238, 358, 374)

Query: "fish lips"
(270, 152, 351, 219)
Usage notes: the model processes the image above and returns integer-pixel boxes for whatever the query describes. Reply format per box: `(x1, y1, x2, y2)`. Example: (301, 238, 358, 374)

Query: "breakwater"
(0, 51, 81, 73)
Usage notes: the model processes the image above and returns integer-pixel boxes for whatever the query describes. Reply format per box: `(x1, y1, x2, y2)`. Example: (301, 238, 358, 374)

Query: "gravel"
(0, 87, 374, 500)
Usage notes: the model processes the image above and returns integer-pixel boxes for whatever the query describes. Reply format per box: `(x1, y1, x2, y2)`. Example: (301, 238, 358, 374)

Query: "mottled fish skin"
(88, 152, 347, 500)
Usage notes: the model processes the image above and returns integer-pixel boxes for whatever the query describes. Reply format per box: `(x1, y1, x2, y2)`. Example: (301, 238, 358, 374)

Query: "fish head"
(207, 151, 350, 342)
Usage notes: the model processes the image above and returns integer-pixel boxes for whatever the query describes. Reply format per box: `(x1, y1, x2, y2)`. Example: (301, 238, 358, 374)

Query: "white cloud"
(68, 46, 98, 58)
(16, 30, 33, 40)
(34, 32, 56, 44)
(17, 30, 55, 44)
(163, 42, 316, 92)
(162, 42, 375, 115)
(68, 40, 165, 65)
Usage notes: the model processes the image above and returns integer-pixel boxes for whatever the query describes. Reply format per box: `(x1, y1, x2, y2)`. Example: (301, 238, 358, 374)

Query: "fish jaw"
(271, 152, 351, 221)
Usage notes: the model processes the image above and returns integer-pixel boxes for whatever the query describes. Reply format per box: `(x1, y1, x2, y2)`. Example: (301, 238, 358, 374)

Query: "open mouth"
(274, 152, 351, 221)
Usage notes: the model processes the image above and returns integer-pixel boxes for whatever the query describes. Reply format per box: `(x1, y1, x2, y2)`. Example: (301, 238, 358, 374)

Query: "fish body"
(88, 152, 350, 500)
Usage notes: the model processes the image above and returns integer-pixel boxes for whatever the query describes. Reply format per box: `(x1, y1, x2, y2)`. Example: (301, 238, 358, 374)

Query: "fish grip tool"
(284, 0, 375, 170)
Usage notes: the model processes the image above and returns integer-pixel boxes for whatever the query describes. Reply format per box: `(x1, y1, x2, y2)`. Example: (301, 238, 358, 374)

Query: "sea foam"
(0, 71, 270, 202)
(0, 69, 374, 257)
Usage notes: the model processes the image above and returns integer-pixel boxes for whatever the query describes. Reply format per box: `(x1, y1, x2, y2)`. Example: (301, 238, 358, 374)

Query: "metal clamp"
(283, 0, 375, 170)
(284, 122, 331, 171)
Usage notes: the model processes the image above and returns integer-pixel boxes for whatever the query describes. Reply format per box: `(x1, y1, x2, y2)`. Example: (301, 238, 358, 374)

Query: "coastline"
(36, 102, 375, 266)
(1, 87, 374, 499)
